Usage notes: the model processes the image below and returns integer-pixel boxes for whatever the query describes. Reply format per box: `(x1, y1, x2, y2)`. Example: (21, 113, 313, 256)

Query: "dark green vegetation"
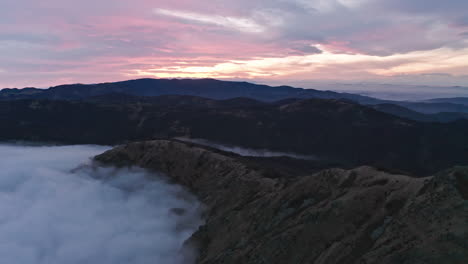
(1, 93, 468, 176)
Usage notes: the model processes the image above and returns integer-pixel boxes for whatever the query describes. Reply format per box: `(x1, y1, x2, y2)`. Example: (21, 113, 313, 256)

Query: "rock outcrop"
(95, 140, 468, 264)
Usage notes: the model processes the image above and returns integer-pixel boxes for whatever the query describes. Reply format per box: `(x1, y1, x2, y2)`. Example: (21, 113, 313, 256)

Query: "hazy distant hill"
(425, 97, 468, 106)
(372, 104, 468, 122)
(397, 101, 468, 114)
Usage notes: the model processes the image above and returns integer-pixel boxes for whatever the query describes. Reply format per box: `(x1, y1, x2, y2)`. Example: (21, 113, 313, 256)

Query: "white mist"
(0, 144, 202, 264)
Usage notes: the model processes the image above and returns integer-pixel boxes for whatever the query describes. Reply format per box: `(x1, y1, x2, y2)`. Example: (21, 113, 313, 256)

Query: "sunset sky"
(1, 0, 468, 91)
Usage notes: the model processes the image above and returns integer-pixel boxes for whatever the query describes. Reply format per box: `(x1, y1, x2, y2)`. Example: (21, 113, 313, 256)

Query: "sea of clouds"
(0, 144, 203, 264)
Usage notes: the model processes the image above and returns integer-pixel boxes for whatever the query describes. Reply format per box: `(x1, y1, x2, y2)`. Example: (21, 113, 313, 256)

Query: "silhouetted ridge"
(0, 78, 380, 103)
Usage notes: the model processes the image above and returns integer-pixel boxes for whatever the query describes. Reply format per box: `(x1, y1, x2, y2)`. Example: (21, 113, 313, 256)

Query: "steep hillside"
(95, 140, 468, 264)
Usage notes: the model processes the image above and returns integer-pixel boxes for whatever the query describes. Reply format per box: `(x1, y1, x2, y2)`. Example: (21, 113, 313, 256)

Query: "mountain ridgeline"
(3, 78, 468, 122)
(0, 78, 379, 103)
(1, 92, 468, 176)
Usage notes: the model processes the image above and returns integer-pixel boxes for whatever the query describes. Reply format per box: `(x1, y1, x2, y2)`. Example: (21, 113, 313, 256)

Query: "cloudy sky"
(1, 0, 468, 89)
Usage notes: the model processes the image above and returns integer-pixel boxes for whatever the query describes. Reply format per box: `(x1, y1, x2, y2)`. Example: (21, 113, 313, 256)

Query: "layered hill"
(1, 95, 468, 175)
(95, 140, 468, 264)
(425, 97, 468, 106)
(372, 104, 468, 123)
(3, 79, 468, 116)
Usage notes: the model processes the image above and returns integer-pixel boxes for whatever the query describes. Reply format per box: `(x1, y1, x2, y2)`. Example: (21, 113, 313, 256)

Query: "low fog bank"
(0, 144, 203, 264)
(176, 138, 317, 160)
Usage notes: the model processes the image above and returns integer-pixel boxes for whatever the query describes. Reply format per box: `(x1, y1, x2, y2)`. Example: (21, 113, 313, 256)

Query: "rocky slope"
(95, 140, 468, 264)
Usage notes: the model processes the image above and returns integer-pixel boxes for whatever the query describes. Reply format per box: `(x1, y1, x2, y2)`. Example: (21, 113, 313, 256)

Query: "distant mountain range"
(2, 78, 468, 122)
(2, 78, 468, 175)
(0, 78, 379, 103)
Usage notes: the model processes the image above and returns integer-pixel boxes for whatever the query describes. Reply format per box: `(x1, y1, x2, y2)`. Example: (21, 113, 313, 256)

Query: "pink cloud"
(0, 0, 467, 88)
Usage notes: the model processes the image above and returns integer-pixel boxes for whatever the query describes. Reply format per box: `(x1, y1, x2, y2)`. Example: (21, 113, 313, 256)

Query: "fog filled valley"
(0, 144, 202, 264)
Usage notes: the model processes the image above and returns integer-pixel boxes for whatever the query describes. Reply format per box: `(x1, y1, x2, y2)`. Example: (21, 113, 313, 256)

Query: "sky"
(1, 0, 468, 90)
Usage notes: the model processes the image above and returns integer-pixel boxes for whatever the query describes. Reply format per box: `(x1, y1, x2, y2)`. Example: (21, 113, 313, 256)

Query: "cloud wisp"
(0, 144, 203, 264)
(176, 138, 317, 160)
(154, 8, 267, 33)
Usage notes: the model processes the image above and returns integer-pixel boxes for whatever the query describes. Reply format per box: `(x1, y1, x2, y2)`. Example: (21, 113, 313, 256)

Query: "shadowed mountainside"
(95, 140, 468, 264)
(1, 95, 468, 176)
